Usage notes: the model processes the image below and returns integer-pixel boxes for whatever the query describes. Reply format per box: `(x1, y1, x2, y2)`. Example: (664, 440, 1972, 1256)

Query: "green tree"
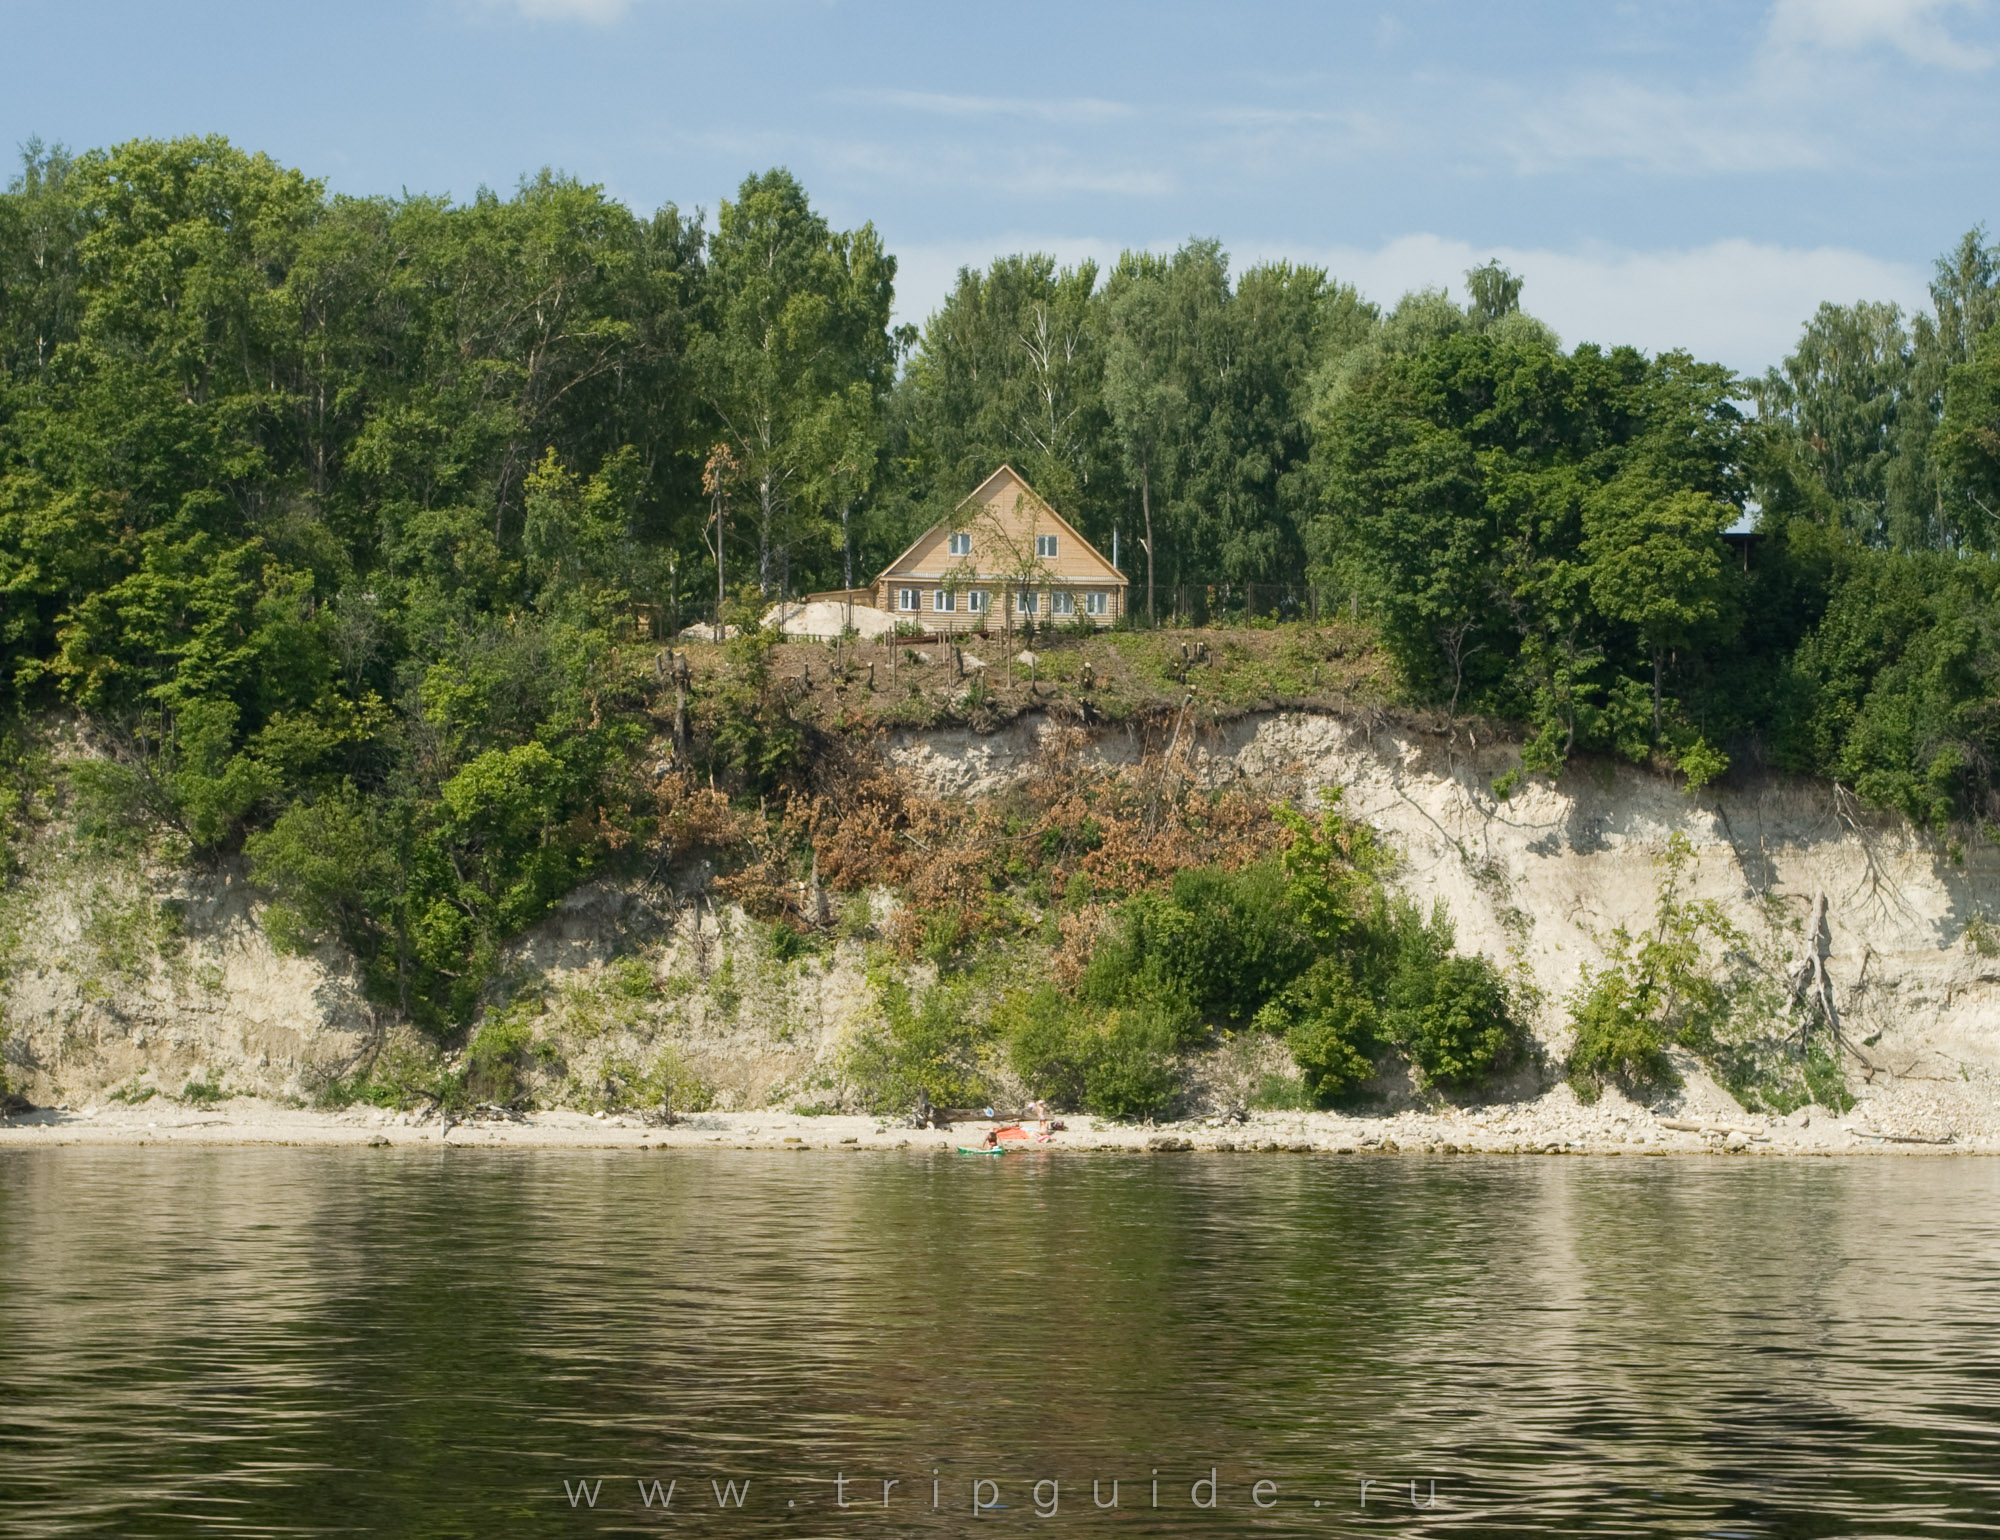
(692, 169, 896, 596)
(1101, 250, 1191, 623)
(894, 253, 1114, 555)
(1583, 482, 1733, 746)
(1937, 320, 2000, 543)
(1566, 834, 1746, 1100)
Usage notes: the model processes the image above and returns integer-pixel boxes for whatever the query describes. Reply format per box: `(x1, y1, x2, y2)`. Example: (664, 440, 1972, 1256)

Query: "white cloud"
(1495, 0, 1992, 174)
(1506, 75, 1824, 173)
(1767, 0, 1993, 70)
(886, 232, 1930, 376)
(1287, 234, 1930, 375)
(807, 137, 1172, 201)
(470, 0, 634, 22)
(858, 90, 1135, 126)
(886, 234, 1132, 333)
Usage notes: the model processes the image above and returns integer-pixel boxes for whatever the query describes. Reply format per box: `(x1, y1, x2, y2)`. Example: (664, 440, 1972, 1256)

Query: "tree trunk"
(715, 502, 727, 643)
(1788, 891, 1842, 1052)
(1652, 650, 1663, 740)
(840, 502, 853, 636)
(758, 472, 776, 595)
(1141, 461, 1156, 627)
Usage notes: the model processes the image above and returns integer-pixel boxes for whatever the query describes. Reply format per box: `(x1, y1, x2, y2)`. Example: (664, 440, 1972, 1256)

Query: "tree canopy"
(5, 134, 2000, 1031)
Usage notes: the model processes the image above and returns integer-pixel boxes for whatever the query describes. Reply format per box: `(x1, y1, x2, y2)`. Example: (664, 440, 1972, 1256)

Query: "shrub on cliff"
(1001, 987, 1187, 1122)
(1080, 857, 1314, 1025)
(1564, 834, 1744, 1102)
(844, 971, 990, 1114)
(1263, 804, 1523, 1099)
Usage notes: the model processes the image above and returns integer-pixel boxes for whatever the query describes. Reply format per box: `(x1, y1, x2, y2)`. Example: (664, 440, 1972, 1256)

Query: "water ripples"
(2, 1149, 1998, 1536)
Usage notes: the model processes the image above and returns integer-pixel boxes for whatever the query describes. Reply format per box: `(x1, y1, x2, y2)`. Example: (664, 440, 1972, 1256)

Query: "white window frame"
(966, 590, 988, 613)
(933, 589, 955, 613)
(1016, 590, 1039, 615)
(1050, 590, 1075, 616)
(897, 587, 920, 612)
(948, 532, 971, 557)
(1035, 534, 1058, 559)
(1085, 590, 1108, 616)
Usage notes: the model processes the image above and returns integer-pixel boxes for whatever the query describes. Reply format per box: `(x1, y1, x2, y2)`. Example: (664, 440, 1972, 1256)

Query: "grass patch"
(578, 1045, 715, 1116)
(1248, 1072, 1312, 1111)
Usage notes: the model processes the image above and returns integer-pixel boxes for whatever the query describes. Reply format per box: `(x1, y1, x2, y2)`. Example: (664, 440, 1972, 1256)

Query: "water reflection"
(1, 1150, 1997, 1536)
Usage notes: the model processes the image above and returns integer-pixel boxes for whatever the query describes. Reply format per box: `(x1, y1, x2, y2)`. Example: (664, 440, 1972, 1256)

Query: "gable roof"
(875, 465, 1127, 586)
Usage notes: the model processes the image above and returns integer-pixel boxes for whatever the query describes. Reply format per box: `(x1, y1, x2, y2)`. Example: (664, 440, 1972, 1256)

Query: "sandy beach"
(1, 1095, 1984, 1156)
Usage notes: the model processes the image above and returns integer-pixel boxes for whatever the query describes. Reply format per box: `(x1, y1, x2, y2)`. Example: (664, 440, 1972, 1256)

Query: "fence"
(664, 579, 1359, 639)
(1138, 582, 1353, 628)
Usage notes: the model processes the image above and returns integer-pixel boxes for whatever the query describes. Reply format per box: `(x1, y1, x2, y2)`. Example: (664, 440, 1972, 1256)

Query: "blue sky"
(5, 0, 1996, 373)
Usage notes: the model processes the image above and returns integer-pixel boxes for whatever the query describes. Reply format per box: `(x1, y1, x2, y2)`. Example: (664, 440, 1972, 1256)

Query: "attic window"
(948, 532, 971, 557)
(1036, 534, 1058, 558)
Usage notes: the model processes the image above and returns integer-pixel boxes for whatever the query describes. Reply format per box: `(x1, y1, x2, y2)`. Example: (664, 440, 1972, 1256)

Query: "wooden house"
(871, 466, 1127, 633)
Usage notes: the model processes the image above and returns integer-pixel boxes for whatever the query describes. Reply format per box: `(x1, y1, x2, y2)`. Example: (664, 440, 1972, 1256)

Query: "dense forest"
(2, 134, 1998, 1040)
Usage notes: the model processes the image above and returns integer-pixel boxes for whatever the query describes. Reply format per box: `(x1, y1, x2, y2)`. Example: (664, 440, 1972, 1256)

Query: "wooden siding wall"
(872, 579, 1124, 631)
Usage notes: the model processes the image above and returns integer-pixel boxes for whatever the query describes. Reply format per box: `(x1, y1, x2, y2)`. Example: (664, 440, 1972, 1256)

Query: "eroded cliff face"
(894, 711, 2000, 1035)
(0, 852, 380, 1106)
(9, 710, 1999, 1132)
(889, 711, 2000, 1133)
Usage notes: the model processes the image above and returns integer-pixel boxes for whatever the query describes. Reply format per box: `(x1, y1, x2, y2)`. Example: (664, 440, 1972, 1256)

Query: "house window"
(1016, 590, 1038, 615)
(934, 589, 955, 612)
(1050, 590, 1075, 616)
(897, 587, 920, 612)
(948, 532, 971, 557)
(1036, 534, 1058, 558)
(967, 590, 988, 613)
(1085, 590, 1108, 616)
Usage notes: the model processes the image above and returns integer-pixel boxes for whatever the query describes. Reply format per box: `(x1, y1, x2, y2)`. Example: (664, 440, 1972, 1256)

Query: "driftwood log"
(1788, 890, 1843, 1051)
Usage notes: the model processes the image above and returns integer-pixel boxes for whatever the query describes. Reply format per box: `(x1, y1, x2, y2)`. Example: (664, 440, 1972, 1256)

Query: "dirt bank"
(7, 704, 1999, 1145)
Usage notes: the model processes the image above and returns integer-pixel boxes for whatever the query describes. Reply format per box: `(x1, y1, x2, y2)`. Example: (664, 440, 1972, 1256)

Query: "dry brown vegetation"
(636, 700, 1293, 968)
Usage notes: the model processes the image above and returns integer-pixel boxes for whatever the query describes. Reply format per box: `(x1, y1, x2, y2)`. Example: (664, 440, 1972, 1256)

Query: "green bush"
(595, 1045, 714, 1115)
(463, 1012, 537, 1105)
(1400, 954, 1519, 1087)
(178, 1075, 233, 1105)
(1001, 984, 1090, 1108)
(1250, 886, 1521, 1101)
(1709, 1038, 1854, 1116)
(1376, 904, 1522, 1089)
(247, 783, 400, 958)
(1064, 803, 1524, 1104)
(1564, 835, 1744, 1102)
(1000, 986, 1186, 1120)
(1565, 963, 1676, 1103)
(1256, 958, 1381, 1100)
(845, 973, 989, 1114)
(1083, 858, 1314, 1024)
(1248, 1072, 1312, 1111)
(1081, 1006, 1182, 1121)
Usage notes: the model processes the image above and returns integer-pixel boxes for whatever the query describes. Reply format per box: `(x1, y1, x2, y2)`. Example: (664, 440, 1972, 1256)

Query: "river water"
(1, 1148, 1996, 1538)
